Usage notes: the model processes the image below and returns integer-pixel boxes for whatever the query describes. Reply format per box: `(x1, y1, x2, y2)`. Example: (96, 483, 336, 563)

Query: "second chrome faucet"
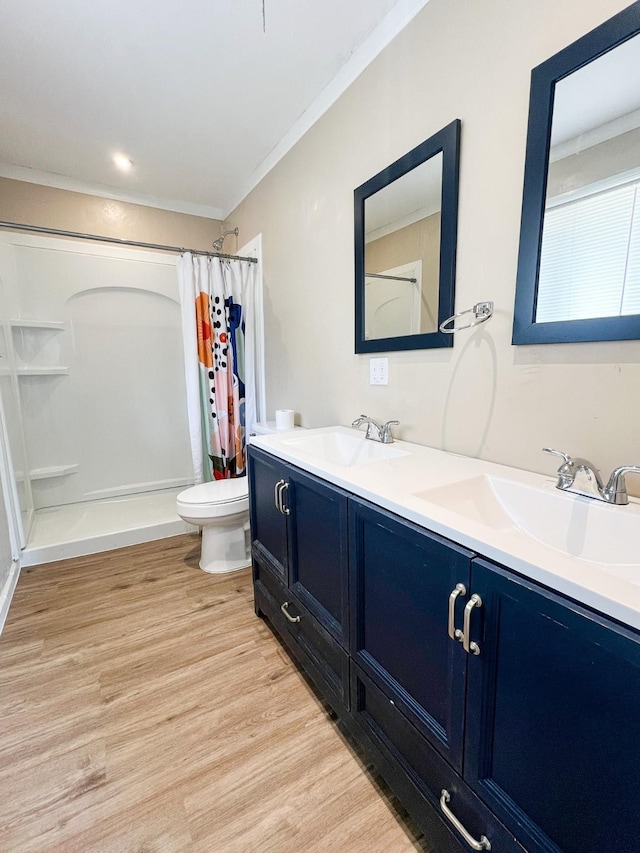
(543, 448, 640, 506)
(352, 415, 399, 444)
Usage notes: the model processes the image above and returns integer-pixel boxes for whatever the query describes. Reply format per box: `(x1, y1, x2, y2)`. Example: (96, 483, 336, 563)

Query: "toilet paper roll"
(275, 409, 295, 431)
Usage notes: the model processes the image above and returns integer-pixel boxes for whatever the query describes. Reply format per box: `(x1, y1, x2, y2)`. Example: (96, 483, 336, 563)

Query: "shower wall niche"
(0, 234, 193, 543)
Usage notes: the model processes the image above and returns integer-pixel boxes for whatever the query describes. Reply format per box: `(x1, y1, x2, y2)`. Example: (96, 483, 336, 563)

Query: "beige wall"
(0, 178, 221, 251)
(548, 126, 640, 198)
(226, 0, 640, 493)
(366, 214, 441, 333)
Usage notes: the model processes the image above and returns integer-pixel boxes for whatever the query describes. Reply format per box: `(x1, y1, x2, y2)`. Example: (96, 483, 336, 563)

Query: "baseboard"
(0, 560, 20, 635)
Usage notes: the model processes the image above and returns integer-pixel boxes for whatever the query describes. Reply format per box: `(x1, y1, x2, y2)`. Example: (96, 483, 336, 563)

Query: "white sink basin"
(280, 431, 409, 468)
(415, 475, 640, 567)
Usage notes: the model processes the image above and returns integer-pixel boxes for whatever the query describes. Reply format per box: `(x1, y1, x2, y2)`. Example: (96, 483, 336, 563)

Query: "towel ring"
(440, 301, 494, 334)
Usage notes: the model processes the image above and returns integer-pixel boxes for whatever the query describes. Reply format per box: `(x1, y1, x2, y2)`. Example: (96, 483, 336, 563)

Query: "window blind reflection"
(536, 181, 640, 323)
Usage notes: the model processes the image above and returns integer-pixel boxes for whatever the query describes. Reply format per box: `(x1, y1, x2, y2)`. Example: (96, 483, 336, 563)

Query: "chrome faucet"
(351, 414, 399, 444)
(543, 448, 640, 505)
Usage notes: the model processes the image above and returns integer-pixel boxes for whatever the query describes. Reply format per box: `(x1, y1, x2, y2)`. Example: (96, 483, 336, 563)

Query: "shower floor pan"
(21, 488, 193, 566)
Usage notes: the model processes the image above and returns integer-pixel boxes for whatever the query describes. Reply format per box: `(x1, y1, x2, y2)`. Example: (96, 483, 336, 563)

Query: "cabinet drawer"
(254, 559, 349, 710)
(351, 665, 523, 853)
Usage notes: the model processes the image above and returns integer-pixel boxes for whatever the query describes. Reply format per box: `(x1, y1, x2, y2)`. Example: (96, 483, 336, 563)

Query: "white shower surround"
(0, 233, 195, 562)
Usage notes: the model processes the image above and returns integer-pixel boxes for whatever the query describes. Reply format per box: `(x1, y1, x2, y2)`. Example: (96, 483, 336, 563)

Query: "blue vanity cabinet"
(464, 558, 640, 853)
(248, 446, 350, 709)
(248, 446, 349, 648)
(250, 449, 640, 853)
(348, 499, 523, 852)
(348, 497, 472, 772)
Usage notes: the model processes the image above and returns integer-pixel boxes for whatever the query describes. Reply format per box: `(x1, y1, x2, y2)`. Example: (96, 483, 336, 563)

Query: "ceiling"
(551, 29, 640, 149)
(0, 0, 428, 220)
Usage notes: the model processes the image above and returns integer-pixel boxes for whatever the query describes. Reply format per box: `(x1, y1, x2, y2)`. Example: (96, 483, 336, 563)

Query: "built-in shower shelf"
(13, 465, 79, 482)
(30, 464, 79, 480)
(10, 320, 65, 331)
(16, 366, 69, 376)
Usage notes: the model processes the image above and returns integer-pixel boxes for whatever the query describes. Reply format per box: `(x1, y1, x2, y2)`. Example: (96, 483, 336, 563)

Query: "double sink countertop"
(250, 425, 640, 631)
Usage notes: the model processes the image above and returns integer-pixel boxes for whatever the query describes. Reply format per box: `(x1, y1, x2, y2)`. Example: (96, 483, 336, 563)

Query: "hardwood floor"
(0, 535, 433, 852)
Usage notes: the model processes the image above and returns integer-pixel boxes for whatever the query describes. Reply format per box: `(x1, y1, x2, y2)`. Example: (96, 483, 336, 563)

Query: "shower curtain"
(177, 253, 259, 483)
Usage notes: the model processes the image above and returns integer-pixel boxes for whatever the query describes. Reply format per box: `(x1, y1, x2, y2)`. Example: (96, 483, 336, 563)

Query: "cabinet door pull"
(280, 482, 291, 515)
(440, 790, 491, 851)
(463, 594, 482, 655)
(280, 601, 301, 623)
(447, 583, 466, 642)
(274, 479, 287, 513)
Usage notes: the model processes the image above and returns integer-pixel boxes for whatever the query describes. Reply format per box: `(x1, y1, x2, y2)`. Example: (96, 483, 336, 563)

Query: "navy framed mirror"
(513, 1, 640, 345)
(354, 119, 461, 353)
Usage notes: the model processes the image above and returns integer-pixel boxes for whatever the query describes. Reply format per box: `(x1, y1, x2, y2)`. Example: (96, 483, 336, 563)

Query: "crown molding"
(0, 162, 224, 221)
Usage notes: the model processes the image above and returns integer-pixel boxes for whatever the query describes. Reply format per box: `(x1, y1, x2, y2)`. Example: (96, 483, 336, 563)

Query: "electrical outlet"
(370, 357, 388, 385)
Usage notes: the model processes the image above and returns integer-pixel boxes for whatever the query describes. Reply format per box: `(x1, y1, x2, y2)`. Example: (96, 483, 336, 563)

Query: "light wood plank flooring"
(0, 534, 433, 852)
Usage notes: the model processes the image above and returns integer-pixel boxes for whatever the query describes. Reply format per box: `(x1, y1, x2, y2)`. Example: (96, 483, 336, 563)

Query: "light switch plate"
(370, 357, 388, 385)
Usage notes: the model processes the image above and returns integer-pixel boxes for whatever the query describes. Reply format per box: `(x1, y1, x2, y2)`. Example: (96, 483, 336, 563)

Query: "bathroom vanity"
(248, 428, 640, 853)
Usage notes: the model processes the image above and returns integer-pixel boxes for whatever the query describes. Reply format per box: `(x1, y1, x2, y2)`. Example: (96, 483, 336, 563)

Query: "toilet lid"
(178, 479, 248, 506)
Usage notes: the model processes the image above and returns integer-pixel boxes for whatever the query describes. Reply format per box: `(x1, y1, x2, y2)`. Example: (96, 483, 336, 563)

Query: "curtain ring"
(440, 301, 494, 334)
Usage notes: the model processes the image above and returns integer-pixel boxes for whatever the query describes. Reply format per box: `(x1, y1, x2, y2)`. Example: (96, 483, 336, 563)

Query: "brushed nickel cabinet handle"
(463, 594, 482, 655)
(274, 479, 285, 512)
(280, 602, 300, 623)
(280, 482, 291, 515)
(447, 583, 466, 642)
(440, 790, 491, 850)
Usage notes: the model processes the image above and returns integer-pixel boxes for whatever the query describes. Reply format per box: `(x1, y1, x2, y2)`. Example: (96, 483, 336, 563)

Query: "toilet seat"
(178, 479, 248, 506)
(176, 479, 249, 522)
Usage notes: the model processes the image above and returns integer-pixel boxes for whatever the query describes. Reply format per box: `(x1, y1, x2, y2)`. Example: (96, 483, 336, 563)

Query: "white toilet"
(176, 478, 251, 574)
(176, 421, 300, 574)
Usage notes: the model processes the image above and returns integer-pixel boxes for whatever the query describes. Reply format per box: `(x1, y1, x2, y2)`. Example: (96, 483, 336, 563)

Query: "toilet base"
(199, 518, 251, 574)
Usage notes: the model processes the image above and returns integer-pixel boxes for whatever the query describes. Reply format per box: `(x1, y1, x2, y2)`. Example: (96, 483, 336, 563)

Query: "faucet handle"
(380, 420, 399, 443)
(542, 447, 572, 465)
(604, 466, 640, 505)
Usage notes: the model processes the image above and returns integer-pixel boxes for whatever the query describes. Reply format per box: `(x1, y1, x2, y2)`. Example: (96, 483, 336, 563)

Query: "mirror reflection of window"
(536, 31, 640, 324)
(364, 154, 442, 338)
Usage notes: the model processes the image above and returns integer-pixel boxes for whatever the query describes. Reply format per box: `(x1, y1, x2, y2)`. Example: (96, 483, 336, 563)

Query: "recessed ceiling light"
(112, 153, 133, 172)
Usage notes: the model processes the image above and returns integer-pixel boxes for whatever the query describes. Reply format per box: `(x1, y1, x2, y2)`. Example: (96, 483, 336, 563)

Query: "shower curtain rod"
(0, 220, 258, 264)
(365, 272, 417, 284)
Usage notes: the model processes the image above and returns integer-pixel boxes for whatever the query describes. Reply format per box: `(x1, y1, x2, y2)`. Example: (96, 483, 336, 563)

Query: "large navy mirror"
(513, 2, 640, 345)
(355, 119, 460, 353)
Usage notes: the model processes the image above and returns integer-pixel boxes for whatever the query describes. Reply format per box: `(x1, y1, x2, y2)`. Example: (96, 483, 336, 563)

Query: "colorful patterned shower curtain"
(177, 253, 258, 482)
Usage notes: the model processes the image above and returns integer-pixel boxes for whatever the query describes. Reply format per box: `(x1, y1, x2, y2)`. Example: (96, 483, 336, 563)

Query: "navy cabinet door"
(349, 498, 472, 771)
(465, 558, 640, 853)
(287, 468, 349, 648)
(247, 447, 289, 581)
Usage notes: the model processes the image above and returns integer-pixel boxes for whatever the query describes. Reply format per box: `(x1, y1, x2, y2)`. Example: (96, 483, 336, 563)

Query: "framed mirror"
(355, 119, 461, 353)
(513, 2, 640, 345)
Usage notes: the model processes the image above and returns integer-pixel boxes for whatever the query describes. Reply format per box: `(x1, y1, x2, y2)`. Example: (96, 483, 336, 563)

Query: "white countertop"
(250, 426, 640, 632)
